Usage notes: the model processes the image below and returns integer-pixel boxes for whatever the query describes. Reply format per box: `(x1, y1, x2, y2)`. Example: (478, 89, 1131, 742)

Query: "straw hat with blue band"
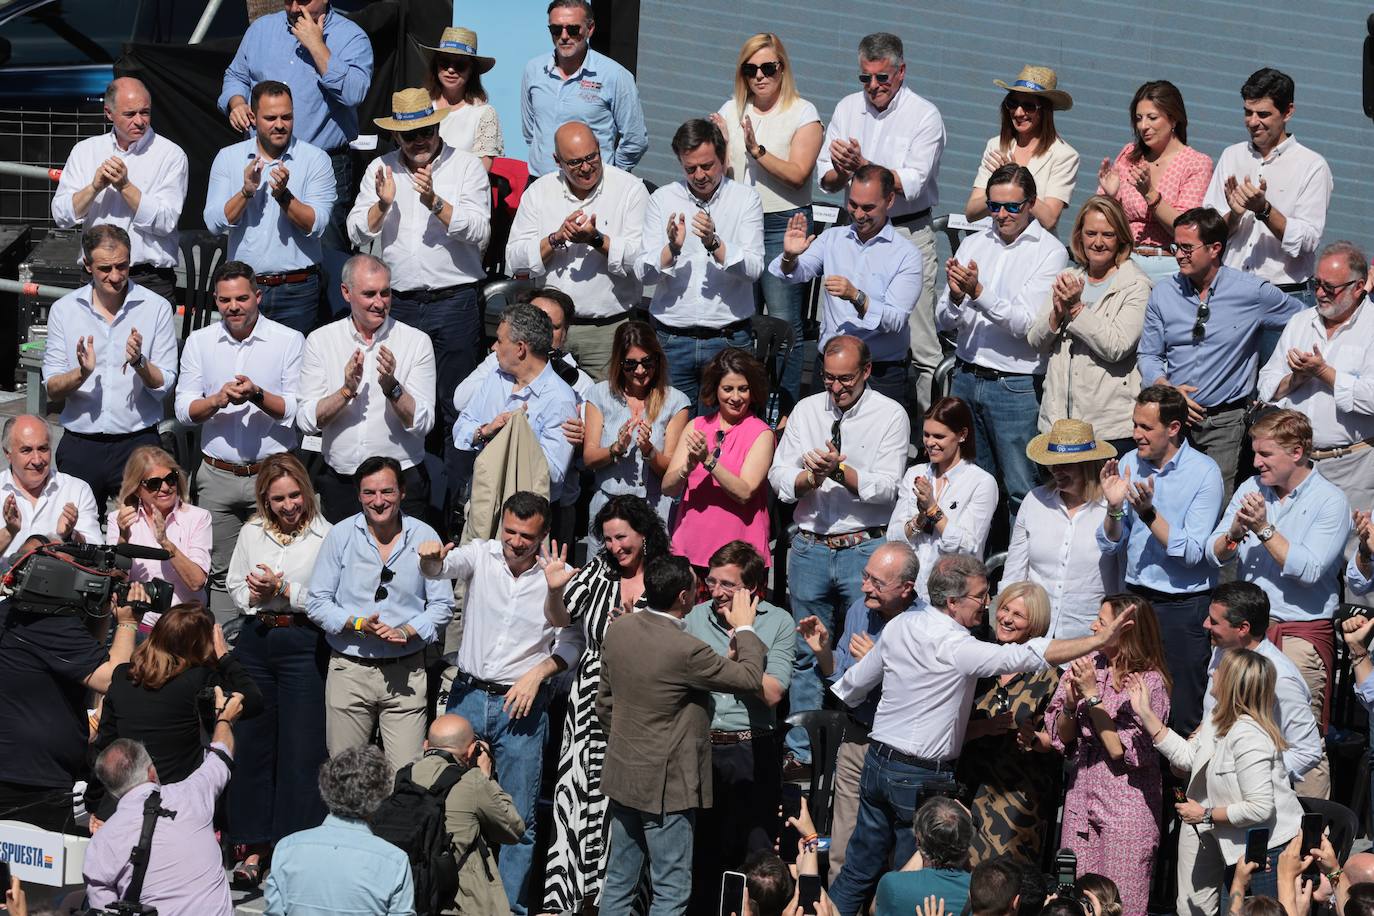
(1025, 418, 1116, 465)
(373, 88, 449, 132)
(993, 65, 1073, 111)
(420, 26, 496, 75)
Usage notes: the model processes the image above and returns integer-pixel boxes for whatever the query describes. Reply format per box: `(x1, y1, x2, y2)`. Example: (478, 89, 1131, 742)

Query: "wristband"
(801, 832, 819, 845)
(1107, 508, 1126, 520)
(352, 616, 366, 632)
(1330, 869, 1345, 883)
(215, 719, 234, 725)
(116, 622, 139, 632)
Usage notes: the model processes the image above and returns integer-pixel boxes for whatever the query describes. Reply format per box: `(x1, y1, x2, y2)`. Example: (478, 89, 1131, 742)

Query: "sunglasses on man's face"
(548, 23, 584, 38)
(986, 199, 1030, 215)
(740, 61, 782, 79)
(140, 471, 180, 493)
(400, 125, 438, 142)
(858, 72, 894, 85)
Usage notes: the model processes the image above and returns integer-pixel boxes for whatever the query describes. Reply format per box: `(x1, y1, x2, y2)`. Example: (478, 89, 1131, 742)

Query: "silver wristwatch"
(1256, 524, 1277, 543)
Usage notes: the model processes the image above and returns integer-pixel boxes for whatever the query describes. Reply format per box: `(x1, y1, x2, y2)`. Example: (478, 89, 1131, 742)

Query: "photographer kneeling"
(0, 540, 143, 832)
(83, 686, 244, 916)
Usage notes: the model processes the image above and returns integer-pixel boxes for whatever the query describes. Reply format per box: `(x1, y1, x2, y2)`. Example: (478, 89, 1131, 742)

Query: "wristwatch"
(853, 290, 869, 316)
(750, 145, 766, 160)
(587, 228, 605, 250)
(830, 462, 847, 484)
(1256, 524, 1277, 543)
(1258, 201, 1273, 222)
(547, 231, 568, 251)
(1201, 807, 1215, 827)
(430, 195, 445, 215)
(385, 381, 404, 402)
(702, 234, 721, 253)
(130, 354, 148, 371)
(1083, 695, 1103, 709)
(1138, 506, 1157, 526)
(249, 385, 265, 406)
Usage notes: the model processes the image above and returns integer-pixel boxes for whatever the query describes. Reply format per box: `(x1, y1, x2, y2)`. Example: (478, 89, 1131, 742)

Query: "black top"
(0, 602, 108, 788)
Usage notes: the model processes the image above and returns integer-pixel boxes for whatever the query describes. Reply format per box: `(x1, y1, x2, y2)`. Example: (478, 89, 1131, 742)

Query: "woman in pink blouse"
(664, 347, 775, 571)
(1045, 594, 1172, 916)
(1096, 80, 1212, 284)
(112, 445, 212, 628)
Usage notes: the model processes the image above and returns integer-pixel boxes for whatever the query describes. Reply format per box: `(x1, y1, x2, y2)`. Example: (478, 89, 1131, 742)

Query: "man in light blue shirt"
(205, 81, 336, 336)
(769, 164, 922, 402)
(453, 304, 579, 503)
(1137, 207, 1304, 502)
(307, 455, 454, 772)
(43, 225, 177, 517)
(1208, 409, 1348, 798)
(521, 0, 647, 177)
(1099, 385, 1223, 732)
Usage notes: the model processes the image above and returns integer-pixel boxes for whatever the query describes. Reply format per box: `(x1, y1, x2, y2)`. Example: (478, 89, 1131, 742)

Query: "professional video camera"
(1, 541, 174, 619)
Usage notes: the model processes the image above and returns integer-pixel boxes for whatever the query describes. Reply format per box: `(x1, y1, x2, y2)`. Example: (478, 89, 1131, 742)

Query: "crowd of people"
(0, 1, 1371, 915)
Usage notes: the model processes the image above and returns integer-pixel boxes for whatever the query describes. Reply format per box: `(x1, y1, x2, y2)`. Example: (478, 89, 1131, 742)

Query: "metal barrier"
(0, 276, 75, 301)
(0, 161, 61, 183)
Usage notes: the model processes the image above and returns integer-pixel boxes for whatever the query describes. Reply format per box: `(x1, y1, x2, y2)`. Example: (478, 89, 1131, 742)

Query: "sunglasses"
(548, 23, 584, 38)
(559, 149, 601, 170)
(1168, 241, 1204, 256)
(830, 418, 843, 454)
(140, 471, 180, 493)
(713, 429, 726, 459)
(1192, 301, 1211, 339)
(434, 55, 470, 73)
(399, 124, 439, 141)
(1315, 278, 1362, 299)
(1003, 95, 1044, 112)
(375, 567, 395, 602)
(740, 61, 782, 79)
(620, 356, 656, 372)
(986, 199, 1030, 214)
(858, 72, 894, 85)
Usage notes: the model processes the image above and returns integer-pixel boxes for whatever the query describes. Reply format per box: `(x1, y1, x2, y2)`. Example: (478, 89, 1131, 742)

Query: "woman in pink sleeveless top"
(663, 347, 776, 569)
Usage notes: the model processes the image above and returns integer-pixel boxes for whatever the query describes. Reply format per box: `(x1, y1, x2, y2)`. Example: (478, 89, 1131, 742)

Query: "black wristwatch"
(702, 234, 721, 253)
(1137, 506, 1157, 526)
(385, 381, 404, 402)
(1258, 201, 1273, 222)
(587, 229, 605, 251)
(249, 385, 265, 406)
(130, 354, 148, 371)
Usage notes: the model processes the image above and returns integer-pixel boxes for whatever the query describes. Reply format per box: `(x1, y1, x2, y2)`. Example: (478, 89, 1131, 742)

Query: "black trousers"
(128, 263, 177, 305)
(55, 426, 161, 524)
(314, 461, 433, 527)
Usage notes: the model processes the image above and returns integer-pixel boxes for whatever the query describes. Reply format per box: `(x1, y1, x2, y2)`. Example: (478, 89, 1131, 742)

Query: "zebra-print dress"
(541, 554, 648, 912)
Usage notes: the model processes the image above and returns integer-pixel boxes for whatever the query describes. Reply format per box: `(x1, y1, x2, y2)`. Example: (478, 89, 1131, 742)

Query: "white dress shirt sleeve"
(174, 334, 205, 426)
(894, 104, 945, 206)
(857, 403, 909, 504)
(1256, 317, 1298, 402)
(937, 472, 999, 555)
(1002, 500, 1032, 582)
(399, 334, 437, 436)
(51, 144, 91, 228)
(948, 631, 1048, 678)
(346, 158, 383, 247)
(276, 329, 305, 429)
(712, 187, 764, 281)
(886, 466, 921, 546)
(295, 331, 330, 436)
(73, 478, 102, 546)
(1278, 161, 1332, 261)
(830, 629, 886, 706)
(767, 406, 808, 503)
(146, 299, 179, 397)
(133, 143, 188, 237)
(505, 179, 550, 278)
(446, 155, 491, 249)
(608, 178, 649, 280)
(1275, 674, 1322, 782)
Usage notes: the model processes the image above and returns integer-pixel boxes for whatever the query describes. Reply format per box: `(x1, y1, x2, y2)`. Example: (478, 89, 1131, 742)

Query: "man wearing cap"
(347, 88, 491, 517)
(507, 121, 648, 381)
(769, 163, 922, 402)
(205, 80, 337, 337)
(522, 0, 646, 178)
(818, 32, 945, 415)
(52, 78, 187, 304)
(220, 0, 372, 258)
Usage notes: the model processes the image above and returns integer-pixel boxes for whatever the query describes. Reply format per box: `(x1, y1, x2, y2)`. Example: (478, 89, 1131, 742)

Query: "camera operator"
(83, 686, 244, 916)
(0, 541, 143, 832)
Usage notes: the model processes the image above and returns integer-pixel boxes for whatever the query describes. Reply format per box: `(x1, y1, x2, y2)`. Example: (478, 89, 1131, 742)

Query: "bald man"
(52, 78, 188, 303)
(507, 120, 648, 381)
(408, 714, 525, 914)
(0, 415, 101, 557)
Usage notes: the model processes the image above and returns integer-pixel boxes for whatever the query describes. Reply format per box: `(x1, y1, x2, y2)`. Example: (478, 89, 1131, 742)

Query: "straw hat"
(373, 88, 448, 132)
(1025, 419, 1116, 465)
(420, 26, 496, 75)
(994, 65, 1073, 111)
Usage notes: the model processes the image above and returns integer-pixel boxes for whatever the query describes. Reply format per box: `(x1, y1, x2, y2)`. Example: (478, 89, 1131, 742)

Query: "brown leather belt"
(710, 729, 764, 745)
(254, 612, 312, 629)
(797, 526, 886, 550)
(202, 454, 263, 477)
(1311, 439, 1374, 461)
(256, 267, 319, 286)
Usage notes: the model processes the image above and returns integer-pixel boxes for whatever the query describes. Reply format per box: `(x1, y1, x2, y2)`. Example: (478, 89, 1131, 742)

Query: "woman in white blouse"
(224, 454, 333, 886)
(710, 33, 822, 402)
(1003, 419, 1120, 638)
(887, 396, 997, 600)
(1027, 195, 1151, 455)
(965, 65, 1079, 233)
(1129, 649, 1303, 915)
(422, 27, 503, 170)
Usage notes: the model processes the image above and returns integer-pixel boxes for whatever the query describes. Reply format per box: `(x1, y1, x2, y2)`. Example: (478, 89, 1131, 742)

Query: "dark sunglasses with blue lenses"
(986, 199, 1030, 215)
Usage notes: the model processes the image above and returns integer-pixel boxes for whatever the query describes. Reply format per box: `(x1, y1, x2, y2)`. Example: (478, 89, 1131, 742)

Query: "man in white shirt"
(639, 118, 764, 407)
(1202, 68, 1332, 307)
(768, 335, 909, 771)
(818, 32, 945, 414)
(937, 164, 1068, 526)
(418, 491, 581, 915)
(177, 261, 305, 617)
(297, 254, 436, 523)
(43, 225, 178, 517)
(0, 415, 101, 557)
(348, 88, 491, 521)
(1258, 241, 1374, 543)
(770, 165, 923, 402)
(1200, 581, 1322, 784)
(507, 121, 647, 382)
(51, 78, 187, 304)
(827, 554, 1136, 915)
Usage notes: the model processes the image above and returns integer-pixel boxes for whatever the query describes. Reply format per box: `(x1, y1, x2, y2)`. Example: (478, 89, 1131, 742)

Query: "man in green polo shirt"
(684, 539, 796, 913)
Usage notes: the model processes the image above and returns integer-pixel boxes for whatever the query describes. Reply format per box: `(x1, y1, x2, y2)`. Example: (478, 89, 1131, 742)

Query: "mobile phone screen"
(798, 874, 822, 915)
(719, 870, 746, 916)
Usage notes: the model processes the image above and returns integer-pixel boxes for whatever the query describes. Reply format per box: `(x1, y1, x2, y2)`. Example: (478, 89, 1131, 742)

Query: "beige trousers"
(325, 650, 427, 773)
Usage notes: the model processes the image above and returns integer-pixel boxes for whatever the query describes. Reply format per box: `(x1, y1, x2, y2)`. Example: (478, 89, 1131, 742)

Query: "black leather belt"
(65, 425, 158, 443)
(454, 670, 512, 696)
(572, 312, 629, 327)
(1203, 397, 1249, 414)
(1127, 583, 1210, 604)
(870, 358, 909, 373)
(890, 208, 932, 226)
(651, 317, 751, 340)
(1276, 281, 1309, 293)
(392, 282, 480, 304)
(871, 739, 956, 772)
(955, 358, 1030, 381)
(333, 650, 421, 667)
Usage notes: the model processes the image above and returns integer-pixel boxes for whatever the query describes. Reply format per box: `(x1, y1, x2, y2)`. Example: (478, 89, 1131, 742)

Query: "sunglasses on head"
(375, 566, 395, 602)
(548, 23, 584, 38)
(740, 61, 782, 79)
(986, 199, 1030, 214)
(620, 355, 656, 372)
(858, 72, 894, 85)
(140, 471, 179, 493)
(400, 124, 438, 141)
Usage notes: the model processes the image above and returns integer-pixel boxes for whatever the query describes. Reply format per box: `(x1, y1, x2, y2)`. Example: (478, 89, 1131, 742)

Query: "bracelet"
(116, 622, 139, 632)
(801, 832, 818, 845)
(1329, 868, 1344, 883)
(215, 719, 233, 725)
(1107, 508, 1126, 520)
(340, 386, 357, 401)
(1350, 652, 1369, 663)
(1151, 724, 1169, 743)
(352, 616, 366, 632)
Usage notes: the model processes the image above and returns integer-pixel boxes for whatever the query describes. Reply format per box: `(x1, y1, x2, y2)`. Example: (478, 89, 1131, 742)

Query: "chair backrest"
(931, 352, 958, 403)
(930, 214, 972, 262)
(1298, 796, 1360, 863)
(480, 277, 535, 340)
(784, 709, 850, 836)
(750, 314, 796, 426)
(984, 550, 1009, 594)
(177, 231, 227, 355)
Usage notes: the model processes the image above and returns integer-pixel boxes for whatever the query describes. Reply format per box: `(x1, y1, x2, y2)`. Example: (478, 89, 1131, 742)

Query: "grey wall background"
(636, 1, 1372, 250)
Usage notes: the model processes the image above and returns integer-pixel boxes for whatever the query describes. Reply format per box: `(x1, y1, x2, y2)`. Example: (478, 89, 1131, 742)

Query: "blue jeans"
(447, 681, 549, 915)
(867, 359, 909, 402)
(951, 368, 1042, 528)
(259, 275, 320, 337)
(760, 207, 812, 403)
(657, 323, 753, 412)
(785, 533, 880, 764)
(828, 745, 951, 916)
(601, 801, 695, 916)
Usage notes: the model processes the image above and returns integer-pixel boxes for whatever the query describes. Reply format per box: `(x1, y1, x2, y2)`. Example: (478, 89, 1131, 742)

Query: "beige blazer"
(1156, 715, 1303, 864)
(1026, 259, 1152, 441)
(462, 410, 550, 544)
(596, 610, 765, 814)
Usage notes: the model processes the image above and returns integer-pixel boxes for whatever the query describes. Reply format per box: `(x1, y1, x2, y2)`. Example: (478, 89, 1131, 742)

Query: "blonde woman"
(111, 445, 211, 627)
(1027, 195, 1152, 454)
(224, 453, 332, 886)
(709, 32, 822, 400)
(958, 581, 1061, 865)
(1130, 649, 1303, 916)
